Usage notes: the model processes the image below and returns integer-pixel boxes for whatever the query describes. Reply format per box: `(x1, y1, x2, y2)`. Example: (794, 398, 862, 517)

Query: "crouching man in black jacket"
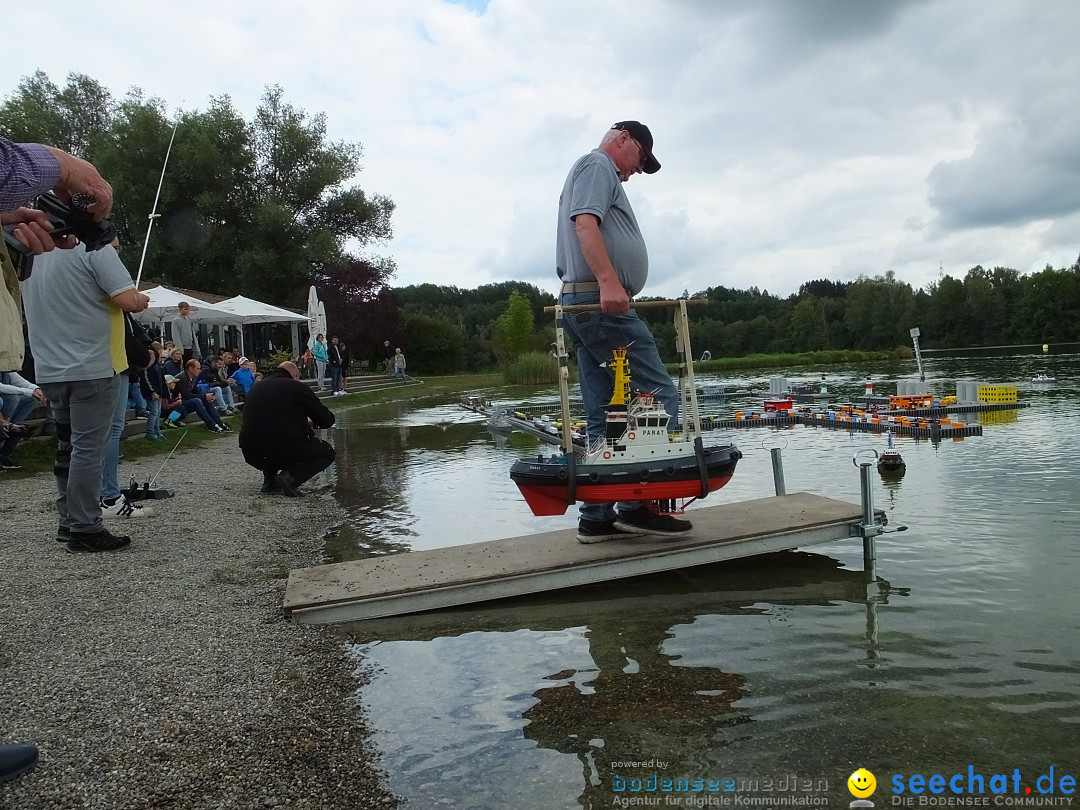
(238, 361, 336, 496)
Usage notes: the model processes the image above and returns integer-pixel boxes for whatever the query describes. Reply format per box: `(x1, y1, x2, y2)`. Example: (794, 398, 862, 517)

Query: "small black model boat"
(876, 450, 906, 475)
(876, 432, 905, 476)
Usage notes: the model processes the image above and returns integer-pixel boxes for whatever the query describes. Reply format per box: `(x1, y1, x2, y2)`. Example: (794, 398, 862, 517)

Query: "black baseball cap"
(612, 121, 660, 173)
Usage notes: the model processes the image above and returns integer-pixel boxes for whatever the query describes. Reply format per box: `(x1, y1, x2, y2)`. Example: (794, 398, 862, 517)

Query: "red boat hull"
(516, 473, 736, 516)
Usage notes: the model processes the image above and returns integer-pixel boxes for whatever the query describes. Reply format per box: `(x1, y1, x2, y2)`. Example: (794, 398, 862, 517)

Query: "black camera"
(2, 191, 117, 280)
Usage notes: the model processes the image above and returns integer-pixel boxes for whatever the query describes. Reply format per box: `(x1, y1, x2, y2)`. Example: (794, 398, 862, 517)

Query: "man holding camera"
(0, 137, 116, 784)
(23, 235, 150, 551)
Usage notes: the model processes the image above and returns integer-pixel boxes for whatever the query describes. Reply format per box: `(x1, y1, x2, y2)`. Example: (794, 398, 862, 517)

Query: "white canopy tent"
(135, 286, 309, 358)
(214, 295, 309, 325)
(134, 286, 233, 326)
(215, 295, 309, 356)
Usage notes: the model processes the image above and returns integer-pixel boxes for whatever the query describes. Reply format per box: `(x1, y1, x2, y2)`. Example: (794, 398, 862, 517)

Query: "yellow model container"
(977, 385, 1017, 403)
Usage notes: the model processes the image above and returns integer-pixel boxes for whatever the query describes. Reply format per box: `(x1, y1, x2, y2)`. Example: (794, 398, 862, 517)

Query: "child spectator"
(161, 375, 186, 429)
(230, 357, 257, 396)
(142, 348, 168, 442)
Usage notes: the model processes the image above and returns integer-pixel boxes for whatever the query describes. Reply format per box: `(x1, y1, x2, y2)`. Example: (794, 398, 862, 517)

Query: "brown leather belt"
(560, 281, 600, 293)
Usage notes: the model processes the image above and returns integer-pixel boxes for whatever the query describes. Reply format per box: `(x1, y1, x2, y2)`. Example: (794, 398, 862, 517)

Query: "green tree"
(1, 73, 394, 310)
(0, 70, 112, 156)
(494, 290, 535, 358)
(402, 312, 465, 375)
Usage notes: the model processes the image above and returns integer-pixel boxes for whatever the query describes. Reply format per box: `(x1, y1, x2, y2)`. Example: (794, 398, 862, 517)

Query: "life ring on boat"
(603, 451, 612, 459)
(556, 468, 568, 481)
(627, 432, 636, 440)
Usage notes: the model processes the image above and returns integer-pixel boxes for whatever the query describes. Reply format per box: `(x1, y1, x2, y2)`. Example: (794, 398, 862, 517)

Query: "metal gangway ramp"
(284, 493, 877, 625)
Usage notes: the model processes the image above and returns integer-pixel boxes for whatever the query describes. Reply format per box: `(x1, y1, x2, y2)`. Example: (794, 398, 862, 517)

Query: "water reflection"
(348, 553, 900, 809)
(330, 352, 1080, 809)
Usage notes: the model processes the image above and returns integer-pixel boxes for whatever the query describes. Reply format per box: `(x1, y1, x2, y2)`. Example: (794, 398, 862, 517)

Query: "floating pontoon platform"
(283, 492, 879, 625)
(798, 413, 982, 438)
(880, 401, 1028, 417)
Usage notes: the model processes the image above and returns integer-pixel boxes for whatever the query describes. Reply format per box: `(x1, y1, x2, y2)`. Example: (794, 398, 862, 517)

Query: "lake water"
(319, 351, 1079, 810)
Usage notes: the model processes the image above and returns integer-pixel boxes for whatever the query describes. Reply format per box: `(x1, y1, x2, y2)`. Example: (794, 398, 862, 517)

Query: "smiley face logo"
(848, 769, 877, 798)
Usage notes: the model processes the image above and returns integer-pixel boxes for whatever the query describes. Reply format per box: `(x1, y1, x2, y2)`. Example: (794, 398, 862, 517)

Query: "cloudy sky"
(5, 0, 1079, 298)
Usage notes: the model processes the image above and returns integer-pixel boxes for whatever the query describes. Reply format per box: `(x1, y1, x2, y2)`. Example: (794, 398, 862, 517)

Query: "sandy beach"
(0, 431, 397, 809)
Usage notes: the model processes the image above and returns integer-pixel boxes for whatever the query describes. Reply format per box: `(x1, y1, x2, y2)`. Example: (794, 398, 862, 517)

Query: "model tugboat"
(510, 347, 741, 516)
(876, 431, 906, 476)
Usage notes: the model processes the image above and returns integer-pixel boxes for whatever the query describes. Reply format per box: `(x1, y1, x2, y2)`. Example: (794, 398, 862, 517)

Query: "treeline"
(391, 264, 1080, 374)
(636, 265, 1080, 359)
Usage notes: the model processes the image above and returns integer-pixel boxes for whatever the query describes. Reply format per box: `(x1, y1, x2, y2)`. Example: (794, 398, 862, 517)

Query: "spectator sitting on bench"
(199, 355, 239, 415)
(230, 357, 257, 396)
(177, 359, 229, 433)
(161, 375, 186, 429)
(0, 370, 44, 434)
(163, 347, 184, 377)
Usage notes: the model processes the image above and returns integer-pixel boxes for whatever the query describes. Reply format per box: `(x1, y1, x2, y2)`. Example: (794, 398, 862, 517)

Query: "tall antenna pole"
(135, 111, 181, 287)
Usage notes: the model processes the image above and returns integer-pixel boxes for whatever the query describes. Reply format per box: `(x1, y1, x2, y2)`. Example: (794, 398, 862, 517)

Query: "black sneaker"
(0, 742, 39, 783)
(66, 528, 132, 553)
(576, 518, 639, 544)
(219, 423, 233, 432)
(260, 472, 279, 493)
(275, 471, 301, 497)
(0, 459, 20, 470)
(56, 526, 71, 543)
(613, 506, 693, 537)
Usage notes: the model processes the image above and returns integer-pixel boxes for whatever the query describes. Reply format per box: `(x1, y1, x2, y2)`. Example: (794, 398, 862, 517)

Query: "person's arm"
(0, 140, 61, 212)
(1, 207, 74, 253)
(111, 288, 151, 313)
(0, 379, 32, 397)
(43, 146, 113, 220)
(83, 244, 149, 313)
(302, 386, 336, 429)
(573, 213, 631, 316)
(0, 138, 112, 220)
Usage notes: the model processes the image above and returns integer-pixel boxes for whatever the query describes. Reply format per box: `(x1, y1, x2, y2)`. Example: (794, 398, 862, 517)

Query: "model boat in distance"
(510, 347, 742, 517)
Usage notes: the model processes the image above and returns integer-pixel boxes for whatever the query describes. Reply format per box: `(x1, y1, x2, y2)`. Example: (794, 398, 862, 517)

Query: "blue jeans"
(559, 291, 679, 522)
(216, 384, 236, 410)
(330, 365, 343, 392)
(182, 396, 223, 428)
(101, 373, 128, 503)
(145, 397, 163, 438)
(1, 392, 38, 424)
(128, 382, 147, 414)
(41, 375, 119, 533)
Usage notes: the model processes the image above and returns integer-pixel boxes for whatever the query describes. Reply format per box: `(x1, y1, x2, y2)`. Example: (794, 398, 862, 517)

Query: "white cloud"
(5, 0, 1079, 298)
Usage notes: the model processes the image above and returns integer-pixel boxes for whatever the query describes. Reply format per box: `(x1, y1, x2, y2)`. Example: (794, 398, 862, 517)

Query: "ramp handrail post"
(673, 299, 703, 438)
(770, 447, 787, 496)
(859, 459, 876, 571)
(553, 304, 576, 505)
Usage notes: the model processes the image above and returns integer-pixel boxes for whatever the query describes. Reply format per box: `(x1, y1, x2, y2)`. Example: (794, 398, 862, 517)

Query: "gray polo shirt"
(22, 244, 135, 383)
(555, 149, 648, 295)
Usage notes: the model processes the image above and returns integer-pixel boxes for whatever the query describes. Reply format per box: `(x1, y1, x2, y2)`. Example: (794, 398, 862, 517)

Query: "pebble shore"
(0, 432, 398, 809)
